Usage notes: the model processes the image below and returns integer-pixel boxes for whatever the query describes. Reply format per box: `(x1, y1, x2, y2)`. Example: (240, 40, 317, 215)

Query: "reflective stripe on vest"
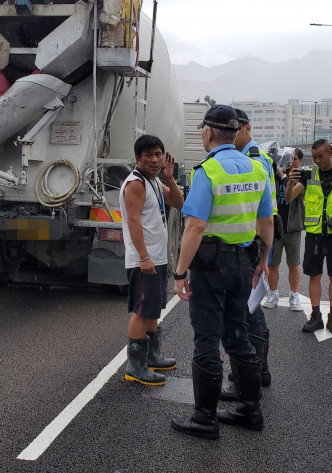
(304, 166, 332, 234)
(194, 157, 267, 244)
(211, 200, 261, 215)
(247, 148, 277, 214)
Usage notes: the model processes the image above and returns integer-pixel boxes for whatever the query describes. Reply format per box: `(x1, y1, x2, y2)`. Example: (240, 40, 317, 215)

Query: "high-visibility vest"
(247, 147, 278, 215)
(304, 166, 332, 234)
(192, 156, 268, 244)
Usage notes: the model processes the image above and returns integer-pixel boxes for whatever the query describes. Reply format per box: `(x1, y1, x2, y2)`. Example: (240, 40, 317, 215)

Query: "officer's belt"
(217, 241, 249, 253)
(192, 236, 250, 270)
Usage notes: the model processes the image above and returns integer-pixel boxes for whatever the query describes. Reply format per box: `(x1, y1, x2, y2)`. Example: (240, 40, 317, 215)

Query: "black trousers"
(247, 304, 268, 337)
(189, 250, 257, 373)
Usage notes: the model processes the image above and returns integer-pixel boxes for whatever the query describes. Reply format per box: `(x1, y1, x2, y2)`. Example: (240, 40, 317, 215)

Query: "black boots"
(219, 380, 237, 401)
(220, 334, 267, 401)
(171, 361, 222, 440)
(249, 333, 272, 387)
(147, 327, 176, 371)
(302, 311, 324, 332)
(125, 329, 176, 385)
(327, 313, 332, 333)
(261, 330, 271, 387)
(217, 357, 264, 431)
(125, 337, 166, 386)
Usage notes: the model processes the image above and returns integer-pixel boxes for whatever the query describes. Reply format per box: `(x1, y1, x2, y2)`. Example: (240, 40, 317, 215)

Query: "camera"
(299, 169, 311, 180)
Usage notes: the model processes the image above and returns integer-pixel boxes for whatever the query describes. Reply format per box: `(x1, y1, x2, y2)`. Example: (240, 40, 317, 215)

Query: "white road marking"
(262, 294, 332, 342)
(17, 295, 181, 462)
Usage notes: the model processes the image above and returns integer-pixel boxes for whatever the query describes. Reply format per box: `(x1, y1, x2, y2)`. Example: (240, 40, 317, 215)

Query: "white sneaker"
(289, 291, 302, 311)
(263, 290, 279, 308)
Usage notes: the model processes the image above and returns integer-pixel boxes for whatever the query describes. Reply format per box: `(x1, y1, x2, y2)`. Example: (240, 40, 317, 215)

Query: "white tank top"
(119, 170, 168, 268)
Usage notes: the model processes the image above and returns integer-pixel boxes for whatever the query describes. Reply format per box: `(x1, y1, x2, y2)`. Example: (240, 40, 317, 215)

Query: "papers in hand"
(248, 273, 269, 314)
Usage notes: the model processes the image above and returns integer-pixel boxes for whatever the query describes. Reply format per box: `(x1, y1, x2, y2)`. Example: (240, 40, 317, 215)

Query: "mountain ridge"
(173, 51, 332, 104)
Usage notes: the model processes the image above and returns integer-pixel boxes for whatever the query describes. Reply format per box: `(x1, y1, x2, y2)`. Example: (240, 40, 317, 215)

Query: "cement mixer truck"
(0, 0, 193, 289)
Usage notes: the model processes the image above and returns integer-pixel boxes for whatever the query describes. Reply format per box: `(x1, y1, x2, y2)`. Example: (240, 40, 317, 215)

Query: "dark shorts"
(127, 264, 168, 319)
(303, 233, 332, 276)
(271, 231, 301, 267)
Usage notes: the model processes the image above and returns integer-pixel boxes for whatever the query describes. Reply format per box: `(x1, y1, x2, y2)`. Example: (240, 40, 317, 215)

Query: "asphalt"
(1, 239, 332, 472)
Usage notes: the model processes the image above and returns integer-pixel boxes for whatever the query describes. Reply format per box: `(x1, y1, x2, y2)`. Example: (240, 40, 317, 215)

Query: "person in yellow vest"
(286, 139, 332, 333)
(170, 105, 274, 439)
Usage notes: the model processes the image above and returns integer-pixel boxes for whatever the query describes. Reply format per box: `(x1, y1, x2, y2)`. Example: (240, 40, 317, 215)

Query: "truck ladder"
(134, 0, 157, 139)
(134, 72, 148, 139)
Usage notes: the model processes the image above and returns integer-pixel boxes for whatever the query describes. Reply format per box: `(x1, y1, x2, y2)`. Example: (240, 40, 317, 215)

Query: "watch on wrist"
(173, 270, 187, 280)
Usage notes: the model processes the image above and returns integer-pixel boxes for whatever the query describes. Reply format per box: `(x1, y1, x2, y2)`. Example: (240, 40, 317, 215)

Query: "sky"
(142, 0, 332, 66)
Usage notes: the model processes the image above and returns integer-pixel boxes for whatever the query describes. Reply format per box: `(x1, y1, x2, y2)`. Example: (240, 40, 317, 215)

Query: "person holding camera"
(264, 148, 305, 311)
(286, 139, 332, 333)
(170, 105, 273, 439)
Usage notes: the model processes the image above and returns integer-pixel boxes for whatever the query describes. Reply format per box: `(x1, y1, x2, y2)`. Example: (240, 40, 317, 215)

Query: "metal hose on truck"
(34, 159, 81, 207)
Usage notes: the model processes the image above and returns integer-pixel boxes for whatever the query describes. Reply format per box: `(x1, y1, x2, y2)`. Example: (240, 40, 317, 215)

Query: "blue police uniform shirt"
(242, 139, 274, 259)
(241, 139, 272, 179)
(182, 144, 273, 246)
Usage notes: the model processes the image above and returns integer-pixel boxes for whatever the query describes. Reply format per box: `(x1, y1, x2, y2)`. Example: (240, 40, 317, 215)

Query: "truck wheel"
(0, 270, 11, 285)
(102, 284, 128, 296)
(117, 285, 128, 295)
(0, 241, 21, 285)
(167, 207, 180, 275)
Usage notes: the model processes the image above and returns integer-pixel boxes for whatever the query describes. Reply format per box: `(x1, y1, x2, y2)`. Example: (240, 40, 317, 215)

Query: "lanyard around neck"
(135, 167, 165, 214)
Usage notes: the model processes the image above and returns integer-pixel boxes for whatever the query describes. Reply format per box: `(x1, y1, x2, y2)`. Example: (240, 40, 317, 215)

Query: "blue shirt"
(183, 144, 273, 245)
(242, 139, 273, 179)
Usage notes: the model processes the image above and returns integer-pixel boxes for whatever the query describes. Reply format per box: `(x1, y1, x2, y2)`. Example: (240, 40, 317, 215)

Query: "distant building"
(231, 98, 332, 149)
(230, 101, 286, 142)
(286, 100, 312, 145)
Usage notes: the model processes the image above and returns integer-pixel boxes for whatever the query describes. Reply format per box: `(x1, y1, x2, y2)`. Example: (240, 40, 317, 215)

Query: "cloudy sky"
(142, 0, 332, 66)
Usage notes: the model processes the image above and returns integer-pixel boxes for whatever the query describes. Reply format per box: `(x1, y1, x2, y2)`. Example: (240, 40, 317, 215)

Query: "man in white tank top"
(119, 135, 184, 386)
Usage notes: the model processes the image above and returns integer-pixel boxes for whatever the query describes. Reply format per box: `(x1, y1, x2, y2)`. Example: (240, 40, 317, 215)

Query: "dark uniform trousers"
(247, 305, 267, 336)
(189, 248, 257, 374)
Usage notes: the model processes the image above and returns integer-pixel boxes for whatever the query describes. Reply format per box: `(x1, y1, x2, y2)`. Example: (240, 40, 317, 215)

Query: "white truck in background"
(0, 0, 200, 289)
(183, 102, 209, 173)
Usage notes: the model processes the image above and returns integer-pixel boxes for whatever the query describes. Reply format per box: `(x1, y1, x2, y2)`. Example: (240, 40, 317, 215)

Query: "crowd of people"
(119, 103, 332, 440)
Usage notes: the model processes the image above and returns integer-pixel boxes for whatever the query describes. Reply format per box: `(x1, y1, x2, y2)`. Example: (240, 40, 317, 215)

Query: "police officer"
(219, 108, 276, 402)
(235, 108, 277, 384)
(234, 109, 277, 213)
(170, 105, 274, 439)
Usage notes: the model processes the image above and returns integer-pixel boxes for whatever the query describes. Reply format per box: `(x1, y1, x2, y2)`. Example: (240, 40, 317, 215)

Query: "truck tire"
(102, 284, 128, 295)
(0, 241, 21, 285)
(167, 207, 180, 276)
(0, 269, 12, 285)
(117, 284, 128, 295)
